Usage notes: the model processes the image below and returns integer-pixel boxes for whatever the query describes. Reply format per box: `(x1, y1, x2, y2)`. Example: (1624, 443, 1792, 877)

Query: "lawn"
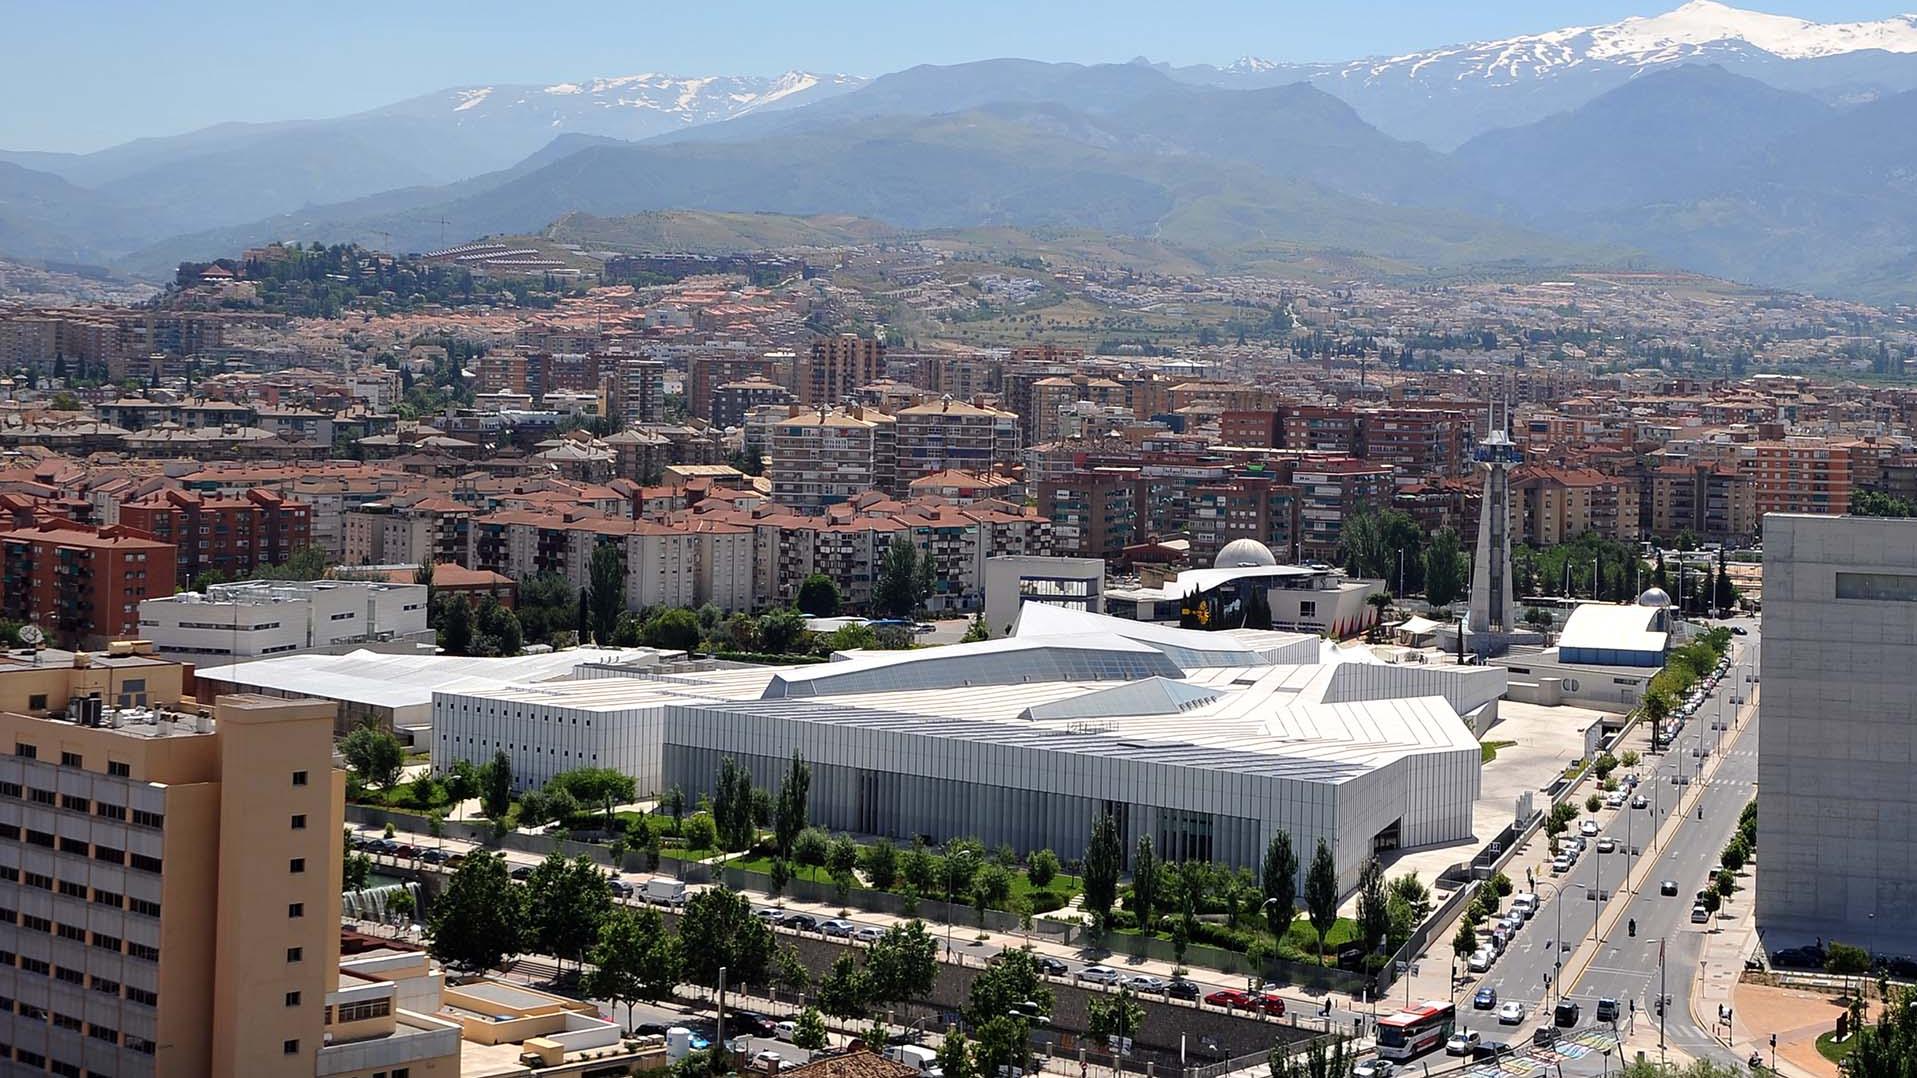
(1818, 1032, 1857, 1065)
(1481, 740, 1517, 765)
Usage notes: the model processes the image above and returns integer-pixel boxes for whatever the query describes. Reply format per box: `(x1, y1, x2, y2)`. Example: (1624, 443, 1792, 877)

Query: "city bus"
(1377, 1001, 1457, 1061)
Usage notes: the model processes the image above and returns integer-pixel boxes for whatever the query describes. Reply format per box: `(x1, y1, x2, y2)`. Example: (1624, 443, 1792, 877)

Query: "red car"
(1254, 992, 1286, 1016)
(1204, 989, 1253, 1009)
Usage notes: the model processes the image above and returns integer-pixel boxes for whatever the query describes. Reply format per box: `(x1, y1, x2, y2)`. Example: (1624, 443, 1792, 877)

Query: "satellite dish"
(18, 625, 43, 647)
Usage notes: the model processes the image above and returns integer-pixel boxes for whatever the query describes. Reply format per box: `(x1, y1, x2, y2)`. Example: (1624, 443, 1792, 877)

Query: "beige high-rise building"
(0, 694, 459, 1077)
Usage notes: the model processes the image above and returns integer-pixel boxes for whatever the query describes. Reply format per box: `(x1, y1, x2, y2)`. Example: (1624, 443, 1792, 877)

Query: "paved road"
(1464, 617, 1759, 1071)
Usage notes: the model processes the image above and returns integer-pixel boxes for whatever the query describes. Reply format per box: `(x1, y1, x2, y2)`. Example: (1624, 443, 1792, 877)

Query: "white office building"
(136, 580, 433, 660)
(432, 606, 1500, 892)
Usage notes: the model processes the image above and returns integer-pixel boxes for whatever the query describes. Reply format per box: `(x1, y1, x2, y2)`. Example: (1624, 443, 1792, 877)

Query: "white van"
(1510, 893, 1538, 918)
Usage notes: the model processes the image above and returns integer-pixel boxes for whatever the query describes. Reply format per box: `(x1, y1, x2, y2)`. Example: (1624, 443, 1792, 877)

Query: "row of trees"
(1082, 814, 1409, 966)
(1338, 504, 1467, 606)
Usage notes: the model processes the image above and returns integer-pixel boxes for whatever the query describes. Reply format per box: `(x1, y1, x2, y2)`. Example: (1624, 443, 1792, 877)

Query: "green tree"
(1355, 857, 1390, 956)
(711, 756, 756, 852)
(974, 863, 1014, 924)
(961, 612, 990, 642)
(965, 946, 1055, 1029)
(428, 852, 524, 974)
(759, 608, 809, 655)
(973, 1016, 1033, 1078)
(589, 542, 625, 643)
(644, 608, 703, 653)
(1088, 986, 1145, 1054)
(797, 573, 842, 617)
(343, 841, 372, 893)
(340, 722, 406, 790)
(547, 767, 637, 827)
(1269, 1034, 1358, 1078)
(861, 838, 899, 890)
(775, 751, 811, 857)
(936, 1029, 978, 1078)
(792, 1007, 829, 1052)
(1083, 812, 1122, 928)
(1130, 836, 1160, 933)
(436, 593, 474, 655)
(1452, 920, 1478, 961)
(827, 833, 860, 883)
(678, 886, 775, 990)
(1305, 839, 1340, 961)
(1026, 848, 1059, 890)
(794, 826, 830, 880)
(660, 785, 686, 834)
(874, 536, 932, 618)
(1262, 831, 1298, 940)
(681, 813, 717, 853)
(818, 952, 872, 1019)
(866, 919, 940, 1008)
(1424, 527, 1467, 606)
(525, 853, 612, 977)
(585, 905, 682, 1030)
(475, 598, 523, 656)
(1389, 873, 1432, 923)
(479, 750, 513, 820)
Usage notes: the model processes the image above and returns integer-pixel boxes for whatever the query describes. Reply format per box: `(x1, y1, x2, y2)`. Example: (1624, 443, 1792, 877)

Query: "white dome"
(1638, 587, 1673, 608)
(1216, 538, 1278, 569)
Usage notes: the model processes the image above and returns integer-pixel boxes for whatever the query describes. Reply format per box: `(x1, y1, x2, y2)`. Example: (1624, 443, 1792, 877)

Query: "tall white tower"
(1468, 393, 1520, 653)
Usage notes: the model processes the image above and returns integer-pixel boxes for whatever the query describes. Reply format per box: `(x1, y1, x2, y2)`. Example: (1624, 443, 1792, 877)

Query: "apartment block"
(119, 489, 311, 588)
(687, 353, 781, 420)
(1028, 376, 1129, 446)
(709, 378, 792, 431)
(892, 397, 1020, 491)
(1361, 408, 1472, 479)
(768, 407, 896, 513)
(1038, 472, 1143, 562)
(0, 694, 459, 1077)
(1281, 406, 1363, 456)
(795, 335, 884, 407)
(1512, 466, 1642, 545)
(1746, 438, 1856, 519)
(610, 357, 665, 426)
(340, 497, 474, 568)
(1186, 476, 1300, 566)
(0, 523, 175, 650)
(1640, 463, 1758, 544)
(1292, 460, 1395, 564)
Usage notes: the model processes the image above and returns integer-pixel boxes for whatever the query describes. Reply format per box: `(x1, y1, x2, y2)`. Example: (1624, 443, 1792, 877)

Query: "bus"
(1376, 1001, 1456, 1061)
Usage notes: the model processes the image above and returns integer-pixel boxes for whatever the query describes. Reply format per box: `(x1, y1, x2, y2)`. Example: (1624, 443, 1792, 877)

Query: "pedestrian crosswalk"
(1458, 1028, 1621, 1078)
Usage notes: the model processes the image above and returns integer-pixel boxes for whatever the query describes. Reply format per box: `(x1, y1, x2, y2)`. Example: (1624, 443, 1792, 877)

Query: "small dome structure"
(1637, 587, 1673, 608)
(1215, 538, 1278, 570)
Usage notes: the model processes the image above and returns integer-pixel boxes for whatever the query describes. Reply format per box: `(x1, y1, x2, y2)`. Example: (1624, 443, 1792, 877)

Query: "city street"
(1463, 618, 1760, 1072)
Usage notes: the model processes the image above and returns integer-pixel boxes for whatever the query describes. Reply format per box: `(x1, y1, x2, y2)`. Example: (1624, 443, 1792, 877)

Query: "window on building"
(95, 803, 126, 821)
(285, 991, 301, 1006)
(13, 743, 33, 759)
(129, 853, 161, 873)
(58, 794, 87, 813)
(58, 838, 86, 856)
(286, 946, 302, 963)
(290, 813, 306, 830)
(94, 845, 124, 864)
(58, 752, 80, 768)
(126, 987, 157, 1007)
(289, 857, 305, 874)
(107, 761, 130, 777)
(26, 695, 46, 711)
(126, 943, 158, 962)
(292, 770, 308, 786)
(91, 933, 120, 952)
(130, 809, 163, 828)
(287, 902, 303, 918)
(283, 1040, 300, 1055)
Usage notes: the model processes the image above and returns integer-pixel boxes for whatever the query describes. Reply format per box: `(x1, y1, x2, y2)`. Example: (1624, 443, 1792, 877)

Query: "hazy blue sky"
(0, 0, 1901, 151)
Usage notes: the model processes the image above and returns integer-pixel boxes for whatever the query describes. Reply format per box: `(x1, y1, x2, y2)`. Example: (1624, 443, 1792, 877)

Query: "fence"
(1181, 1031, 1345, 1078)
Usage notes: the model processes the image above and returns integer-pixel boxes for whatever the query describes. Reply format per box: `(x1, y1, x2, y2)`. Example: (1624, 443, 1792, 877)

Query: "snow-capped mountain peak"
(426, 70, 866, 136)
(1545, 0, 1917, 63)
(1225, 55, 1281, 74)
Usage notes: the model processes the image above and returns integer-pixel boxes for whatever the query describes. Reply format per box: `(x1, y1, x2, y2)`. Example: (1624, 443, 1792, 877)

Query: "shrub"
(1586, 794, 1603, 814)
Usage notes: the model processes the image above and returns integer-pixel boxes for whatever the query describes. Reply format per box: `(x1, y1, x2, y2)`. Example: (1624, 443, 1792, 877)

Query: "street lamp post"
(1533, 880, 1567, 1004)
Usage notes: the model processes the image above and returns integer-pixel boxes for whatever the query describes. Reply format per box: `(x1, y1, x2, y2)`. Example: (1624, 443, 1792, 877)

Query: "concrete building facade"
(1758, 514, 1917, 953)
(136, 580, 430, 660)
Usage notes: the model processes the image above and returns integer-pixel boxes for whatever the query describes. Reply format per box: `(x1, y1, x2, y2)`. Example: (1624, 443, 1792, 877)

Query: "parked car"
(853, 925, 885, 943)
(780, 913, 819, 932)
(1604, 792, 1626, 809)
(731, 1012, 777, 1037)
(1354, 1060, 1395, 1078)
(1446, 1031, 1482, 1056)
(1123, 975, 1170, 993)
(1578, 819, 1601, 837)
(1077, 965, 1121, 985)
(1597, 837, 1617, 854)
(754, 907, 781, 923)
(1204, 989, 1253, 1009)
(1498, 1001, 1526, 1025)
(1691, 904, 1711, 924)
(1473, 986, 1498, 1010)
(1034, 956, 1069, 976)
(1167, 979, 1201, 1001)
(819, 919, 856, 938)
(510, 865, 533, 881)
(1468, 948, 1494, 973)
(774, 1021, 798, 1041)
(1254, 992, 1286, 1016)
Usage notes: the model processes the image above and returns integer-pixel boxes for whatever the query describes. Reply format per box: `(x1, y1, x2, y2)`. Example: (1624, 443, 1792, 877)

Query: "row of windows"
(0, 785, 160, 829)
(0, 868, 155, 915)
(0, 829, 162, 874)
(0, 948, 158, 998)
(10, 744, 132, 777)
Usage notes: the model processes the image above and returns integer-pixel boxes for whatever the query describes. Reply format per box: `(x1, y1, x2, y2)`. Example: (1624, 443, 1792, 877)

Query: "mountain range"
(10, 3, 1917, 302)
